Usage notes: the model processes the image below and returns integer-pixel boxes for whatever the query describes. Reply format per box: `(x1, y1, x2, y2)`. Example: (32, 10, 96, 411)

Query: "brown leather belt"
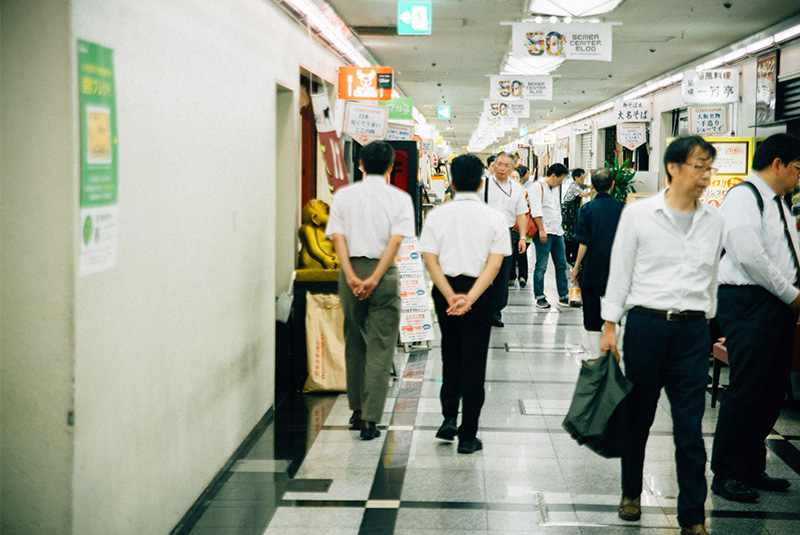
(630, 306, 705, 322)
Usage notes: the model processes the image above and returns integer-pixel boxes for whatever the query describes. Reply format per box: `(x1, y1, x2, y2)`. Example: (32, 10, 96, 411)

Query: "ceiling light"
(534, 16, 543, 23)
(775, 23, 800, 43)
(722, 48, 747, 64)
(563, 16, 572, 23)
(528, 0, 622, 17)
(745, 37, 774, 54)
(549, 16, 558, 23)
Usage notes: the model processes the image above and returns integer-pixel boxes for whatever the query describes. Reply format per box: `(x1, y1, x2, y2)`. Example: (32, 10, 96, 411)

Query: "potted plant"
(606, 157, 637, 203)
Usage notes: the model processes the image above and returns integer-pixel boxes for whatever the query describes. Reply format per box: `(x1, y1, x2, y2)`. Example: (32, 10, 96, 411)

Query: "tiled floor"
(181, 272, 800, 535)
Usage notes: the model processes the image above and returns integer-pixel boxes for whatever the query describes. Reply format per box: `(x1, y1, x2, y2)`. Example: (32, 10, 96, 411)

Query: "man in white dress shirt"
(710, 133, 800, 503)
(484, 152, 528, 327)
(600, 136, 724, 535)
(529, 163, 570, 309)
(420, 154, 510, 454)
(326, 141, 416, 440)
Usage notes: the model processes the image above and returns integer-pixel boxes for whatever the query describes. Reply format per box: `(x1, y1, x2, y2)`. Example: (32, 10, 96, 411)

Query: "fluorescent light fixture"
(282, 0, 370, 67)
(745, 37, 774, 54)
(775, 23, 800, 43)
(702, 57, 724, 70)
(722, 48, 748, 64)
(528, 0, 622, 17)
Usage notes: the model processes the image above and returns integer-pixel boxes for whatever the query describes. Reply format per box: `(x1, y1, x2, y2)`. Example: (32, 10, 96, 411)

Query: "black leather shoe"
(435, 417, 458, 441)
(746, 472, 791, 492)
(491, 319, 504, 328)
(711, 476, 759, 502)
(349, 411, 363, 430)
(360, 421, 380, 440)
(457, 437, 483, 454)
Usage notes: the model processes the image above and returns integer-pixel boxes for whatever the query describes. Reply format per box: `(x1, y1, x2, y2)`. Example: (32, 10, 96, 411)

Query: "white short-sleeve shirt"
(419, 192, 511, 277)
(528, 180, 564, 236)
(325, 175, 415, 259)
(483, 175, 528, 228)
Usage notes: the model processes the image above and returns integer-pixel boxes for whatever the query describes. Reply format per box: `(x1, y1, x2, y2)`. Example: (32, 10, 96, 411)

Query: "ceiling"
(324, 0, 800, 150)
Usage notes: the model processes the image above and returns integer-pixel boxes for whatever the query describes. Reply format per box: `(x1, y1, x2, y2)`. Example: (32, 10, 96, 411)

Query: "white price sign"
(617, 123, 646, 150)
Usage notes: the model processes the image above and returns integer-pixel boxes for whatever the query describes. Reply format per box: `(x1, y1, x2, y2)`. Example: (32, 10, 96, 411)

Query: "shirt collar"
(453, 192, 480, 202)
(364, 174, 388, 185)
(654, 187, 712, 219)
(747, 171, 776, 198)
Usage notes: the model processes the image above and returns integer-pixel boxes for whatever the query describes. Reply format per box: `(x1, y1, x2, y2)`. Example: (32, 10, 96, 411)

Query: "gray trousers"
(338, 257, 401, 423)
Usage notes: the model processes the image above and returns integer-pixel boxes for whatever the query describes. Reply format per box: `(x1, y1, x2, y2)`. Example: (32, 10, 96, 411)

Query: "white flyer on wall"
(80, 205, 118, 276)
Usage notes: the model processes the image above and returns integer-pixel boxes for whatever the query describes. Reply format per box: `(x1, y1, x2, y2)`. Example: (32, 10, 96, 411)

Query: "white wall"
(0, 0, 77, 532)
(2, 0, 343, 533)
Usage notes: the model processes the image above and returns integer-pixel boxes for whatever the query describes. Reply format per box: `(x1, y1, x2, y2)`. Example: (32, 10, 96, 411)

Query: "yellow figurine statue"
(297, 200, 339, 277)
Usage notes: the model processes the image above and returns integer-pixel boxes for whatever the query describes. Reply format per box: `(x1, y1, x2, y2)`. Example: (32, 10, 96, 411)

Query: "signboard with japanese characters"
(688, 105, 729, 136)
(386, 122, 413, 141)
(489, 75, 553, 101)
(699, 176, 744, 207)
(344, 103, 388, 144)
(614, 99, 652, 123)
(379, 97, 413, 120)
(395, 238, 435, 343)
(710, 138, 752, 175)
(617, 123, 646, 150)
(337, 66, 393, 101)
(512, 23, 613, 62)
(682, 69, 739, 104)
(483, 99, 530, 118)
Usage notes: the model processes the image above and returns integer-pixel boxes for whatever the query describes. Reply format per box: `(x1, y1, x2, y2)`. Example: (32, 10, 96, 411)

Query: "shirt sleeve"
(392, 193, 417, 238)
(529, 182, 545, 218)
(564, 184, 580, 203)
(325, 194, 345, 238)
(601, 206, 639, 323)
(513, 184, 528, 216)
(573, 204, 591, 245)
(722, 187, 800, 304)
(491, 215, 512, 256)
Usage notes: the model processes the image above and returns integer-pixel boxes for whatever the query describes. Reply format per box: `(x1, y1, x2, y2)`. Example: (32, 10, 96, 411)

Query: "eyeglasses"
(684, 163, 718, 175)
(790, 162, 800, 171)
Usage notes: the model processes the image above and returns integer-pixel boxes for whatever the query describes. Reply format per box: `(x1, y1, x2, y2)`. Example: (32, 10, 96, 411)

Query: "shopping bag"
(568, 284, 582, 307)
(562, 351, 632, 458)
(303, 293, 347, 393)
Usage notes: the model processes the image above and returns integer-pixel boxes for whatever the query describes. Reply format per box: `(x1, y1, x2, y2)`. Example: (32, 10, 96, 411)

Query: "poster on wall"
(617, 123, 646, 150)
(756, 51, 779, 126)
(78, 40, 119, 276)
(311, 91, 349, 192)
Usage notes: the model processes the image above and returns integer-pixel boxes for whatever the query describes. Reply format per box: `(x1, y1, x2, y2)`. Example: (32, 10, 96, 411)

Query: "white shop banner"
(344, 103, 388, 144)
(386, 122, 414, 140)
(688, 105, 729, 136)
(614, 99, 652, 123)
(483, 99, 530, 118)
(682, 69, 739, 104)
(617, 123, 647, 151)
(489, 75, 553, 101)
(512, 22, 612, 62)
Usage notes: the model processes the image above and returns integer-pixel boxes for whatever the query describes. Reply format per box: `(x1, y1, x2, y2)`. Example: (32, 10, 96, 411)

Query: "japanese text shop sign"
(386, 122, 414, 141)
(614, 99, 652, 122)
(688, 105, 729, 136)
(311, 91, 349, 191)
(395, 238, 434, 343)
(344, 103, 388, 144)
(696, 137, 753, 207)
(617, 123, 646, 150)
(489, 75, 553, 101)
(338, 66, 393, 101)
(512, 23, 612, 62)
(78, 40, 119, 276)
(483, 99, 530, 118)
(682, 69, 739, 104)
(379, 97, 413, 120)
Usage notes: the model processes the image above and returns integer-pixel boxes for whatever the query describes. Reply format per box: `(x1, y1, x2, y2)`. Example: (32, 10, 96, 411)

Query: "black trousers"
(622, 309, 710, 528)
(565, 239, 580, 264)
(581, 286, 604, 332)
(491, 229, 514, 321)
(432, 276, 493, 441)
(711, 285, 797, 480)
(509, 231, 528, 282)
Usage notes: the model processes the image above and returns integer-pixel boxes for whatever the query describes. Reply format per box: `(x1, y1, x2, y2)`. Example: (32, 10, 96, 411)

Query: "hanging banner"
(483, 99, 530, 118)
(379, 97, 414, 120)
(617, 123, 646, 150)
(614, 99, 652, 123)
(682, 69, 739, 104)
(337, 66, 393, 101)
(512, 22, 612, 62)
(386, 122, 414, 141)
(311, 91, 349, 191)
(688, 105, 729, 136)
(489, 75, 553, 101)
(78, 40, 119, 276)
(756, 52, 778, 126)
(344, 102, 389, 144)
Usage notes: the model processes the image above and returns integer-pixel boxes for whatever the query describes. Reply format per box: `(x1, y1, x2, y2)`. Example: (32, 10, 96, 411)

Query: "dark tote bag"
(562, 351, 633, 458)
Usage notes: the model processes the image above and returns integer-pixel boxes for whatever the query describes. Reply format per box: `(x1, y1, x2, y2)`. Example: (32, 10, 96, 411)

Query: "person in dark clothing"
(562, 168, 591, 264)
(570, 169, 623, 353)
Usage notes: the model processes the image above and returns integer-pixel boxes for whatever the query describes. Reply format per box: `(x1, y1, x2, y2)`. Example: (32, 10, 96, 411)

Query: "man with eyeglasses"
(601, 136, 724, 535)
(710, 133, 800, 504)
(483, 152, 528, 327)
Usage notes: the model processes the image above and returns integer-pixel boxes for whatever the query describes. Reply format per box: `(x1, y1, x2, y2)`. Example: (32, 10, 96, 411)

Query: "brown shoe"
(617, 495, 641, 521)
(680, 524, 709, 535)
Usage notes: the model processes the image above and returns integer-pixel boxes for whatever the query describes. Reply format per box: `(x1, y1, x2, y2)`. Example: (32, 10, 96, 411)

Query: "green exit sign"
(397, 1, 431, 35)
(438, 106, 450, 119)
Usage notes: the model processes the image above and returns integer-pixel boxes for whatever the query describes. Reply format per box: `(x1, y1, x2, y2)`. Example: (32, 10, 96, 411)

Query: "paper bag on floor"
(303, 293, 347, 393)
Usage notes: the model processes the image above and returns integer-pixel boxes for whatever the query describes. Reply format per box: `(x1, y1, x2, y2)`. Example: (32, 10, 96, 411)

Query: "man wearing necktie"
(711, 133, 800, 503)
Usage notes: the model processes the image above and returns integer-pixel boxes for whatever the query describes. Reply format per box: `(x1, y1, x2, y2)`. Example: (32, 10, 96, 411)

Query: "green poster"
(78, 40, 119, 275)
(78, 40, 118, 207)
(379, 97, 414, 120)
